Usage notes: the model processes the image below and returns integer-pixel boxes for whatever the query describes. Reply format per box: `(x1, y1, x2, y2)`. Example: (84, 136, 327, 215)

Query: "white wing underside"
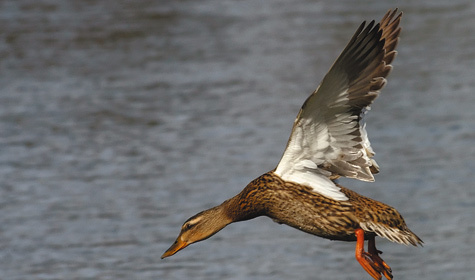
(274, 10, 402, 201)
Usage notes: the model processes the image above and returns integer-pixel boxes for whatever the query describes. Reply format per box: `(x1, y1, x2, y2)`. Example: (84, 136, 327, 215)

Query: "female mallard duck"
(162, 9, 422, 280)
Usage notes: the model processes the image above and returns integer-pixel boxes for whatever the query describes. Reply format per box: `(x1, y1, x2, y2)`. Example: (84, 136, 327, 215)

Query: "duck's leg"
(355, 229, 381, 279)
(355, 229, 393, 280)
(367, 234, 392, 279)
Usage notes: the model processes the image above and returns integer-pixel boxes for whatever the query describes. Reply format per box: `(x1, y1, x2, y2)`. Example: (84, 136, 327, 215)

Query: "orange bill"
(161, 238, 189, 259)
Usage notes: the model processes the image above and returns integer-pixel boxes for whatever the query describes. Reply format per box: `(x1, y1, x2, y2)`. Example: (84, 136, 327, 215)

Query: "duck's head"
(161, 205, 232, 259)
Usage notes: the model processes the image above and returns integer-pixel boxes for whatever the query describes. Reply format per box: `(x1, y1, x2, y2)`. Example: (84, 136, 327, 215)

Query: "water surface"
(1, 0, 474, 279)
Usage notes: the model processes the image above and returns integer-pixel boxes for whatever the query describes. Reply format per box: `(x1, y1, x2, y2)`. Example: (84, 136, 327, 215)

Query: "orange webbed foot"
(355, 229, 393, 280)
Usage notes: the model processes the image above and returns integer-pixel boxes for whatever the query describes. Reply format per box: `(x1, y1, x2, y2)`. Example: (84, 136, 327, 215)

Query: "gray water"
(1, 0, 474, 279)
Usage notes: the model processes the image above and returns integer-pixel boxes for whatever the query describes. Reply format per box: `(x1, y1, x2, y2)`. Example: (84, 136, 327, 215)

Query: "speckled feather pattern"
(227, 172, 422, 246)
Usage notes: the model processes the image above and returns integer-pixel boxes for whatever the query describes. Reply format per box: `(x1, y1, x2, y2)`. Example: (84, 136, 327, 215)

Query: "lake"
(1, 0, 474, 279)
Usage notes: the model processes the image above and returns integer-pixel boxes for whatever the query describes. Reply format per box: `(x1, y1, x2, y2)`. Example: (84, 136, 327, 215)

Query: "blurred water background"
(1, 0, 474, 279)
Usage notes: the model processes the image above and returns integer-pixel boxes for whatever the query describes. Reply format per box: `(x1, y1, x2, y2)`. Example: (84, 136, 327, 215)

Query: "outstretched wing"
(274, 9, 402, 200)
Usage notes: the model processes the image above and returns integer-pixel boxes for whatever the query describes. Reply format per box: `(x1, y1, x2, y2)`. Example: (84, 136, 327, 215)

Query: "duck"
(161, 9, 422, 280)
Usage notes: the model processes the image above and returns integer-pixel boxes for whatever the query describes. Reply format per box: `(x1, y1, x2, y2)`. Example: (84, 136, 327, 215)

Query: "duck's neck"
(220, 179, 268, 223)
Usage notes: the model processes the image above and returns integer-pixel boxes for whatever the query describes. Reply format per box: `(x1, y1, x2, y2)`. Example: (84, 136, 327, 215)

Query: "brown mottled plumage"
(162, 9, 422, 280)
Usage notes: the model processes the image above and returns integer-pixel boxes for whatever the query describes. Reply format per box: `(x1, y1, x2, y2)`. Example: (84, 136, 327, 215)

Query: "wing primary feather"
(274, 9, 403, 199)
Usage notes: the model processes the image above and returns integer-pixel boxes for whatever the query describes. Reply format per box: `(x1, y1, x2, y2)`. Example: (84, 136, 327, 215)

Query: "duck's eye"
(184, 223, 194, 230)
